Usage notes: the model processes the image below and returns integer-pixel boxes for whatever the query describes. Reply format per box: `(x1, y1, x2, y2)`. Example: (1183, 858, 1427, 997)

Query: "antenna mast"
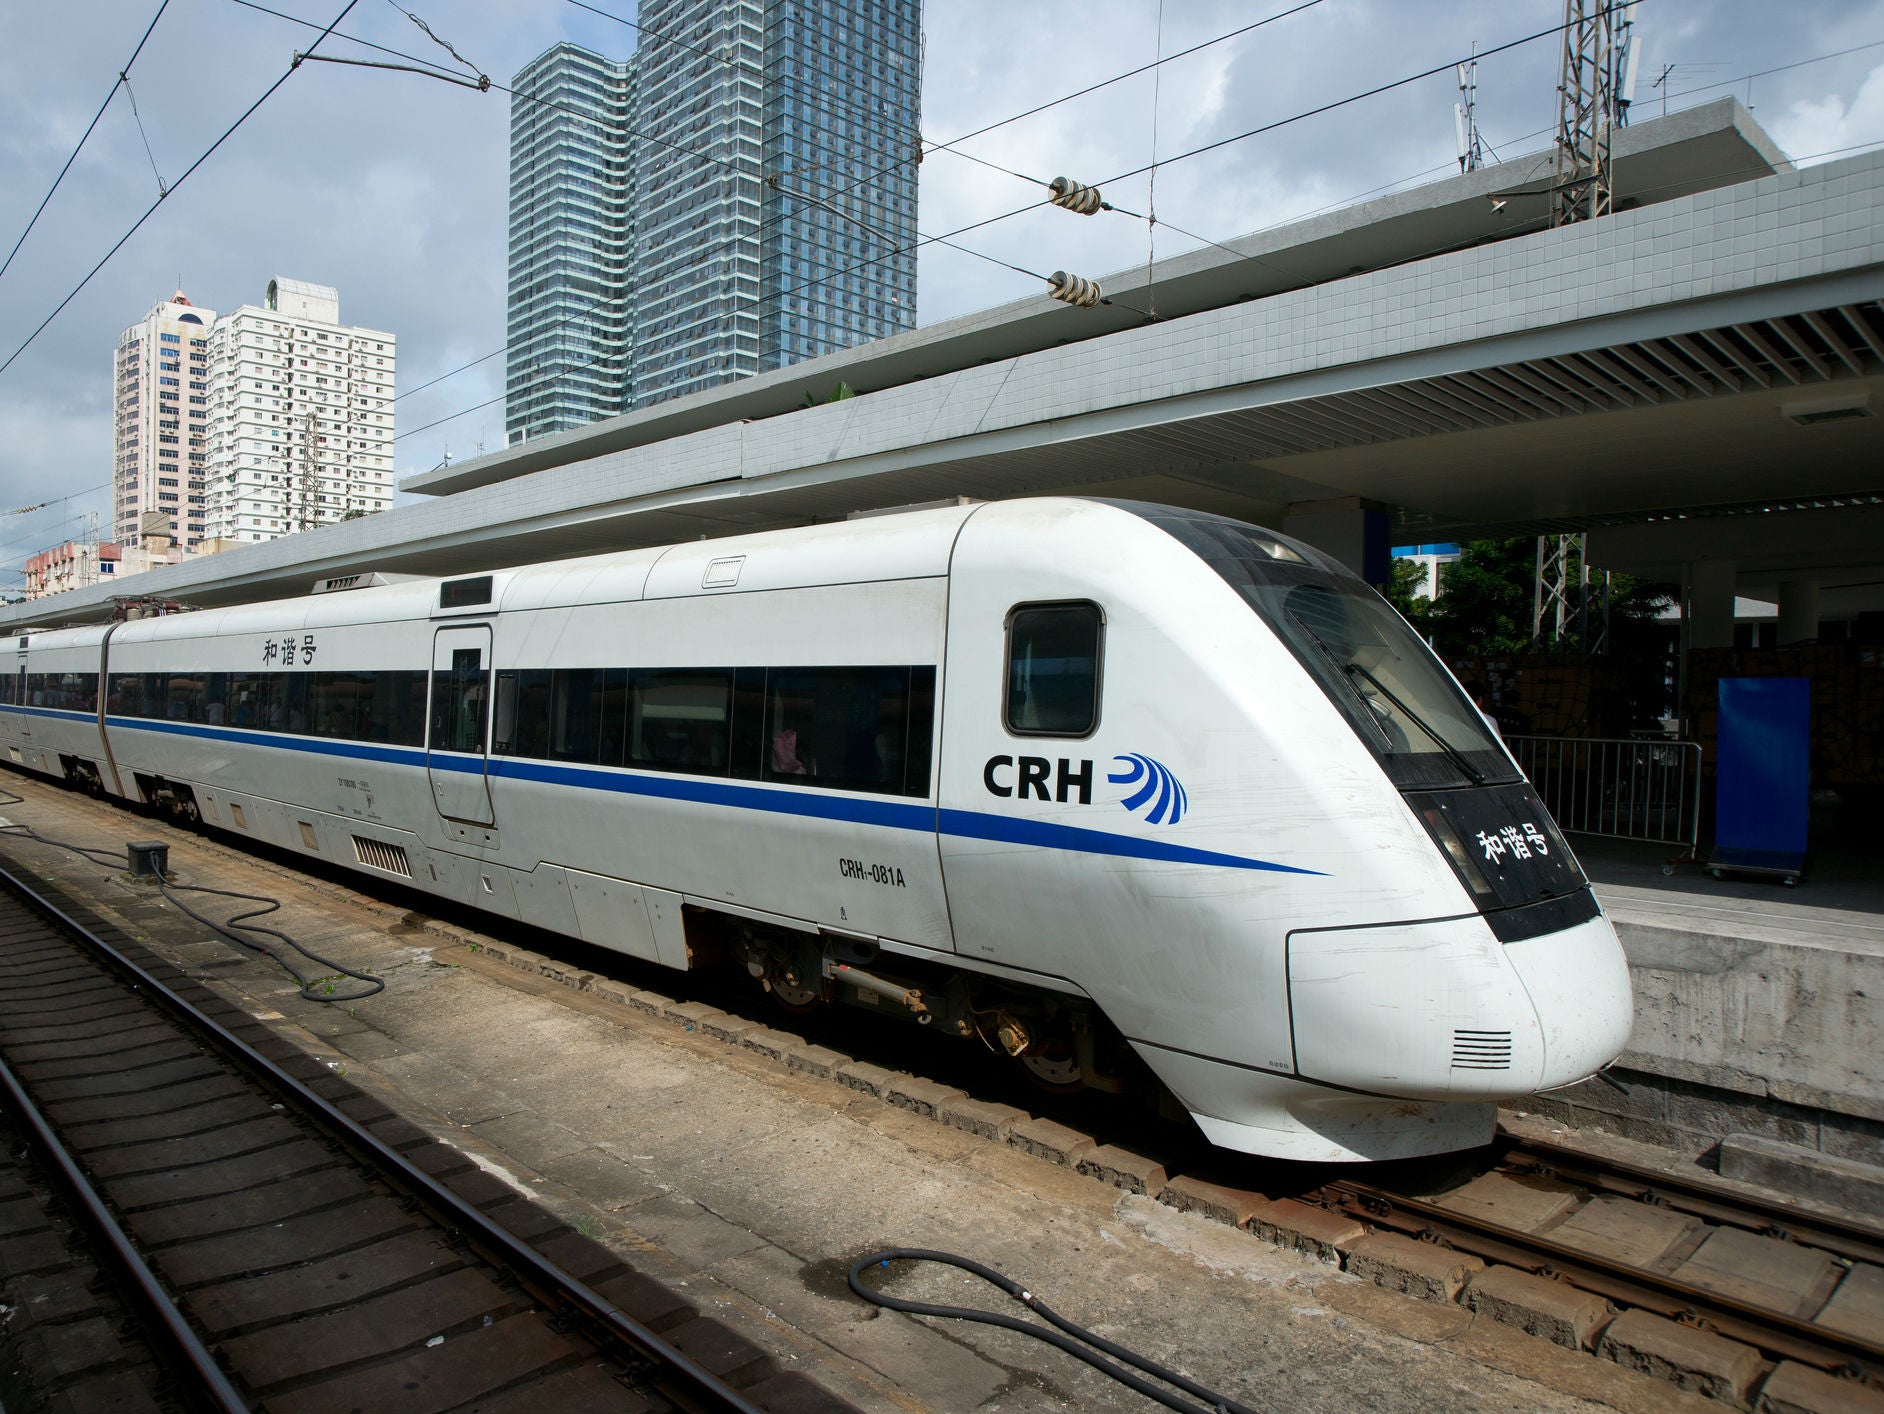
(1454, 44, 1484, 173)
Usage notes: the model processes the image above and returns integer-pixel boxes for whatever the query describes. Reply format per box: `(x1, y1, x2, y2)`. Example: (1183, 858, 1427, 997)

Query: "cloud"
(1770, 61, 1884, 164)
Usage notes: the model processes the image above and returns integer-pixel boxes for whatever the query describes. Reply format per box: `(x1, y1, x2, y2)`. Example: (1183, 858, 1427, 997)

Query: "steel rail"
(1320, 1178, 1883, 1380)
(0, 860, 766, 1414)
(0, 1044, 252, 1414)
(1501, 1134, 1884, 1267)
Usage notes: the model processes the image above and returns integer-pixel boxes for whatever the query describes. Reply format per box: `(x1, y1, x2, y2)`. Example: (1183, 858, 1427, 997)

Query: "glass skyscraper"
(760, 0, 920, 372)
(506, 43, 636, 442)
(505, 0, 919, 444)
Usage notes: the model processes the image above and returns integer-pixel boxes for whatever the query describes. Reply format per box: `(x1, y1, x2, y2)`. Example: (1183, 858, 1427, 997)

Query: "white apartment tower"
(203, 278, 396, 543)
(113, 291, 216, 548)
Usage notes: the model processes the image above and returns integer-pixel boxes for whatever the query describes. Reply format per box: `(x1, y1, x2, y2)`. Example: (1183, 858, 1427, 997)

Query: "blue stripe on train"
(62, 716, 1317, 875)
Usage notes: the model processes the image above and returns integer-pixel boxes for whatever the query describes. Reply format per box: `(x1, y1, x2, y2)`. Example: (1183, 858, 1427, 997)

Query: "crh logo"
(1109, 754, 1187, 825)
(982, 755, 1093, 803)
(980, 752, 1188, 826)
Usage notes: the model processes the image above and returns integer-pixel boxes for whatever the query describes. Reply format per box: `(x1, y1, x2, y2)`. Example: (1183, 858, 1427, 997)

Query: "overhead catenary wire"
(385, 0, 486, 79)
(0, 0, 170, 286)
(0, 0, 364, 380)
(122, 73, 169, 197)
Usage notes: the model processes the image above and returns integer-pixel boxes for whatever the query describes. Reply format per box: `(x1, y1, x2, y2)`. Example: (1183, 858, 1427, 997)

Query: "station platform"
(1553, 830, 1884, 1186)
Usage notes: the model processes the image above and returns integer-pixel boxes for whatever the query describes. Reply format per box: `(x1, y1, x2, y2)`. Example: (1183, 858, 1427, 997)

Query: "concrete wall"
(1529, 901, 1884, 1162)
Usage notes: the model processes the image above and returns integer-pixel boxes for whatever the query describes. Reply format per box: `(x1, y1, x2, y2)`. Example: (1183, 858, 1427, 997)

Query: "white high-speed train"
(0, 499, 1632, 1161)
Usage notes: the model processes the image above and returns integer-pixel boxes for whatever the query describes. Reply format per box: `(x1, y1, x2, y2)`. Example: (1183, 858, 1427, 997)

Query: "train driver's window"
(1005, 602, 1101, 737)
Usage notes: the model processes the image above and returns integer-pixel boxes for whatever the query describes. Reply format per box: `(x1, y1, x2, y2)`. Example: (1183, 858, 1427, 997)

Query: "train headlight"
(1418, 806, 1500, 906)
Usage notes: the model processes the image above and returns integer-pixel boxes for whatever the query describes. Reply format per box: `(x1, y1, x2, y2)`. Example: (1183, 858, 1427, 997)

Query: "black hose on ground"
(0, 787, 382, 1003)
(848, 1248, 1261, 1414)
(153, 874, 384, 1003)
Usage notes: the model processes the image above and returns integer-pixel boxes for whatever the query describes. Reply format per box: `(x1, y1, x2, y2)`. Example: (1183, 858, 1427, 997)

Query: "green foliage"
(1384, 556, 1433, 634)
(1426, 538, 1536, 655)
(802, 381, 855, 408)
(1421, 538, 1676, 658)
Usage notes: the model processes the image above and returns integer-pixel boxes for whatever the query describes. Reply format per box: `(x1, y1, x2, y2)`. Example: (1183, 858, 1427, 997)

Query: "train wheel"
(1017, 1037, 1086, 1095)
(767, 974, 823, 1015)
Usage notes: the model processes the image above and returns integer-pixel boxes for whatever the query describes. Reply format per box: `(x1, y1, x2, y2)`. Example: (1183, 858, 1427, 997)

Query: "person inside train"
(771, 722, 813, 776)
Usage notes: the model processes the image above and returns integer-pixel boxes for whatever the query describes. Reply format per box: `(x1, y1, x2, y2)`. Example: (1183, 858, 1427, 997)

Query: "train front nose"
(1286, 906, 1632, 1102)
(1503, 910, 1635, 1089)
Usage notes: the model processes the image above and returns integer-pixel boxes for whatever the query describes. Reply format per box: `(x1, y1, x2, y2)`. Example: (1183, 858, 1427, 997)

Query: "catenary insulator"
(1048, 271, 1102, 308)
(1048, 176, 1105, 214)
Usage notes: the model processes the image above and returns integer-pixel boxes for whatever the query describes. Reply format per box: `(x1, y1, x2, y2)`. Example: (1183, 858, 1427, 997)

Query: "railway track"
(1321, 1135, 1884, 1390)
(0, 858, 844, 1414)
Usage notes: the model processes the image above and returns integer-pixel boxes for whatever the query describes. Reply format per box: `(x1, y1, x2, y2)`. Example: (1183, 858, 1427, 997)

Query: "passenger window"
(430, 648, 486, 753)
(627, 669, 732, 774)
(1005, 602, 1102, 736)
(762, 666, 934, 796)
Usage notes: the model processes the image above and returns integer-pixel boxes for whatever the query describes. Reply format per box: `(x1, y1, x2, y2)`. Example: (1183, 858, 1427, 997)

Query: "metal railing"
(1506, 734, 1703, 859)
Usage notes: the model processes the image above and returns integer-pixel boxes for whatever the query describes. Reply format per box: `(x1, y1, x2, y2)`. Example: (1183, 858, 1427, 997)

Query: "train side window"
(729, 667, 766, 780)
(142, 672, 169, 721)
(762, 666, 931, 796)
(491, 672, 519, 754)
(431, 649, 486, 753)
(309, 670, 374, 739)
(510, 669, 551, 757)
(548, 668, 600, 762)
(1005, 602, 1102, 737)
(627, 669, 732, 775)
(906, 666, 936, 796)
(387, 671, 429, 747)
(597, 667, 630, 767)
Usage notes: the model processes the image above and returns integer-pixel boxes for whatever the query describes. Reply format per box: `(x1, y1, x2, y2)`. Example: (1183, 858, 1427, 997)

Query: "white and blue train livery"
(0, 499, 1633, 1162)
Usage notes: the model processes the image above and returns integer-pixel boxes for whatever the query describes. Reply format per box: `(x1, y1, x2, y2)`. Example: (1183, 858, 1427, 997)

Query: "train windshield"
(1112, 503, 1520, 791)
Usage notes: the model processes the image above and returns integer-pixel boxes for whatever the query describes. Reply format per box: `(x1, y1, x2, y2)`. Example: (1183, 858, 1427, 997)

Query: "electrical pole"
(1550, 0, 1632, 226)
(1537, 2, 1634, 648)
(299, 410, 319, 533)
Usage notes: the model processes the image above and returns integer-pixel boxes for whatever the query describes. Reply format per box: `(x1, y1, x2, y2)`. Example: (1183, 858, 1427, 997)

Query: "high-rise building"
(758, 0, 920, 372)
(505, 43, 636, 440)
(504, 0, 920, 443)
(202, 278, 396, 544)
(113, 291, 216, 548)
(629, 0, 767, 408)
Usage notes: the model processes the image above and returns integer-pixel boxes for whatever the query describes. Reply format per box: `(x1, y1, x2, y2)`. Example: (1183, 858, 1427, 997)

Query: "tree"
(1426, 538, 1536, 655)
(1383, 555, 1433, 636)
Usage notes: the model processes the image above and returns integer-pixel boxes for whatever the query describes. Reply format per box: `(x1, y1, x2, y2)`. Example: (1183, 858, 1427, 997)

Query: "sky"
(1, 0, 1880, 584)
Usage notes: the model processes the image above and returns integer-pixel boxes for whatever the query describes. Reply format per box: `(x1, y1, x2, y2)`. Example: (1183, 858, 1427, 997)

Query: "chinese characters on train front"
(1477, 823, 1548, 863)
(260, 634, 319, 667)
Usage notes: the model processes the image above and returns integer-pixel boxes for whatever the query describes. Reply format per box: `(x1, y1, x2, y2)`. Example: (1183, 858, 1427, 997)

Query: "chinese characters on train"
(261, 634, 318, 667)
(1477, 823, 1548, 862)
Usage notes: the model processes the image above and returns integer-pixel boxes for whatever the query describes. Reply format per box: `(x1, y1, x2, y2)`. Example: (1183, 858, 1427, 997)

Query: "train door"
(937, 509, 1111, 969)
(427, 626, 495, 825)
(14, 652, 29, 740)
